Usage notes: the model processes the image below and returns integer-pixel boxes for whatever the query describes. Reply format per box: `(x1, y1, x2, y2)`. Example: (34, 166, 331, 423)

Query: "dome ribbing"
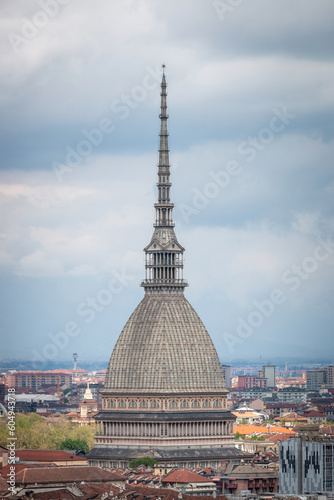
(104, 294, 225, 395)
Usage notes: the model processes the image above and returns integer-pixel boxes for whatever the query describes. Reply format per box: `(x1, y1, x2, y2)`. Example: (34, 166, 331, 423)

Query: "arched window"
(169, 400, 178, 409)
(191, 400, 200, 408)
(139, 400, 148, 408)
(151, 400, 159, 408)
(108, 400, 116, 408)
(129, 400, 137, 408)
(213, 399, 221, 408)
(180, 400, 189, 408)
(118, 400, 126, 408)
(203, 399, 211, 408)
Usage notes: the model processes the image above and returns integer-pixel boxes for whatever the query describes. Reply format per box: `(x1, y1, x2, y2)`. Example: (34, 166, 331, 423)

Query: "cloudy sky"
(1, 0, 334, 365)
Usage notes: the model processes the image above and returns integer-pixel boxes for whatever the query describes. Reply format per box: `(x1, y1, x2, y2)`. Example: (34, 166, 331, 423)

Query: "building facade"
(237, 375, 267, 389)
(326, 366, 334, 388)
(279, 437, 334, 494)
(277, 387, 307, 403)
(306, 368, 327, 391)
(6, 371, 72, 389)
(222, 365, 231, 389)
(263, 365, 276, 388)
(87, 68, 242, 469)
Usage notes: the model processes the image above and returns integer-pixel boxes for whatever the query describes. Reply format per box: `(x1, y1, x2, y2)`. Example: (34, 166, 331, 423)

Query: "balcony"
(141, 279, 188, 286)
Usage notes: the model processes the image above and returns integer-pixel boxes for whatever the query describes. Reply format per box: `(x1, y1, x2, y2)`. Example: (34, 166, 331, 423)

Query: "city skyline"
(0, 1, 334, 362)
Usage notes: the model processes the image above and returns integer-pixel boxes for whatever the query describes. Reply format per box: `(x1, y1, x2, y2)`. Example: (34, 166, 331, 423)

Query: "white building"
(277, 387, 307, 403)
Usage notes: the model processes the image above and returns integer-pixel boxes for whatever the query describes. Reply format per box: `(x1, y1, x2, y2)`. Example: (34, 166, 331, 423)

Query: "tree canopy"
(129, 456, 157, 468)
(0, 413, 94, 451)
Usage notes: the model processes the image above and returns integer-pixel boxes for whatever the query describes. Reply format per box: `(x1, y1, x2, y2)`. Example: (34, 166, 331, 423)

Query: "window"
(169, 400, 178, 409)
(151, 400, 159, 408)
(140, 400, 148, 408)
(129, 400, 137, 408)
(180, 400, 189, 408)
(192, 400, 200, 408)
(108, 400, 116, 408)
(213, 399, 221, 408)
(118, 400, 126, 408)
(203, 399, 211, 408)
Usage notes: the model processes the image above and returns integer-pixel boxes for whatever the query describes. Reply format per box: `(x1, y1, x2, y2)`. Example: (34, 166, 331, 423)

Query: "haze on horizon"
(0, 0, 333, 364)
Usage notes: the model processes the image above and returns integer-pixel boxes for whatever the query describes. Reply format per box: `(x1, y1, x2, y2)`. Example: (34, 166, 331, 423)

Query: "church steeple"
(141, 66, 188, 294)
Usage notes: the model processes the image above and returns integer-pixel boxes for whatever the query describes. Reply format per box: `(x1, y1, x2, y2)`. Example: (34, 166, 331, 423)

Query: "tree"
(234, 431, 240, 440)
(129, 456, 157, 468)
(60, 438, 89, 453)
(0, 414, 94, 451)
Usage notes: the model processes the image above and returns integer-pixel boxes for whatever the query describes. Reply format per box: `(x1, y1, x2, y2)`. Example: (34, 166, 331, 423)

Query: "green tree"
(0, 414, 95, 451)
(60, 438, 89, 453)
(129, 456, 157, 468)
(234, 431, 240, 440)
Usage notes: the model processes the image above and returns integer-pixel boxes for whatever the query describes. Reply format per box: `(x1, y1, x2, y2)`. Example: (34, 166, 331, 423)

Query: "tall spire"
(141, 66, 188, 294)
(158, 64, 170, 175)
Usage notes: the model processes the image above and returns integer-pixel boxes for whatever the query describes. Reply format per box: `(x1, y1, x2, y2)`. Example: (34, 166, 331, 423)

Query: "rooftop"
(16, 449, 87, 462)
(162, 468, 213, 484)
(15, 465, 125, 485)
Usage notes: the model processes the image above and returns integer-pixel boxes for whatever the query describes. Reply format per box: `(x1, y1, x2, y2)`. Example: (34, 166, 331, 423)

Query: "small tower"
(83, 382, 93, 401)
(73, 353, 78, 371)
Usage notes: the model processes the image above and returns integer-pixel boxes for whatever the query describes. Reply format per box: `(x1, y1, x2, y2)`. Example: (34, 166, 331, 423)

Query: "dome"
(104, 294, 225, 395)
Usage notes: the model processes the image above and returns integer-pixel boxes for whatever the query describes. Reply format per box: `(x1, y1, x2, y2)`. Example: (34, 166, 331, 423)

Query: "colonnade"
(144, 251, 184, 283)
(95, 419, 233, 438)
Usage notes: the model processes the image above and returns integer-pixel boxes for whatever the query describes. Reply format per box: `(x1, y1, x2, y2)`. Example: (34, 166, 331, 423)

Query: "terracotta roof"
(268, 433, 294, 443)
(275, 413, 307, 421)
(15, 465, 125, 485)
(303, 411, 326, 417)
(232, 411, 261, 418)
(162, 468, 212, 484)
(119, 484, 227, 500)
(16, 449, 87, 462)
(320, 425, 334, 435)
(0, 463, 57, 477)
(0, 476, 8, 494)
(15, 487, 78, 499)
(234, 424, 295, 436)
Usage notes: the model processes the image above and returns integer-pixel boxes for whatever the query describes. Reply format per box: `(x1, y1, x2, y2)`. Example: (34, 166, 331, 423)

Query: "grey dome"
(104, 294, 225, 395)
